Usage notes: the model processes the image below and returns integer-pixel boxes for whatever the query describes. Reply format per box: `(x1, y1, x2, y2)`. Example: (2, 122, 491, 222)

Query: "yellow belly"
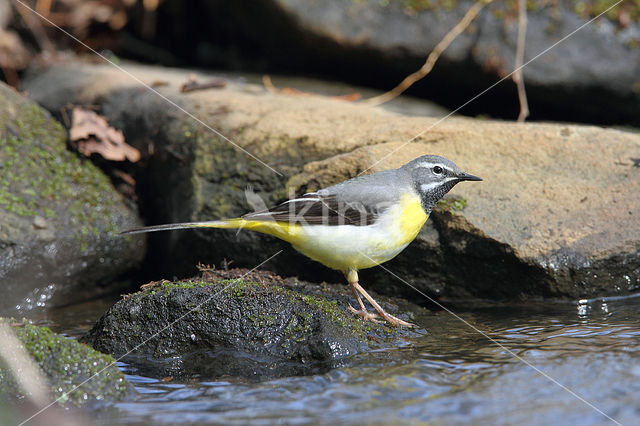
(240, 193, 427, 272)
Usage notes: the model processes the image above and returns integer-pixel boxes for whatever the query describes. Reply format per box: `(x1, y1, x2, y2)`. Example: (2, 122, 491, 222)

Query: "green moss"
(163, 279, 215, 290)
(0, 320, 128, 406)
(571, 0, 640, 23)
(135, 277, 378, 338)
(158, 278, 257, 292)
(0, 90, 125, 250)
(166, 119, 292, 224)
(436, 195, 468, 214)
(248, 312, 278, 327)
(378, 0, 459, 14)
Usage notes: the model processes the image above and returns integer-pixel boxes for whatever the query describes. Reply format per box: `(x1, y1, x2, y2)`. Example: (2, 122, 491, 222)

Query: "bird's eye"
(433, 166, 443, 174)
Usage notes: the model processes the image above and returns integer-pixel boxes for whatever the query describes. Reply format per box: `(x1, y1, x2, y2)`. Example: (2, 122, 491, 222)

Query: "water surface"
(35, 293, 640, 425)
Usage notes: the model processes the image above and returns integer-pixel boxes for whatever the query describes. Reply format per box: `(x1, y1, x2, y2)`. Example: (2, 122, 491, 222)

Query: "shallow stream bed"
(29, 292, 640, 425)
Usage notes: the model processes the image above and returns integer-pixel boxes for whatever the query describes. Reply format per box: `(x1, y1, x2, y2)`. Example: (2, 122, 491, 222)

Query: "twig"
(35, 0, 52, 17)
(11, 0, 56, 53)
(180, 76, 227, 93)
(262, 75, 278, 93)
(0, 50, 20, 88)
(362, 0, 493, 106)
(513, 0, 529, 122)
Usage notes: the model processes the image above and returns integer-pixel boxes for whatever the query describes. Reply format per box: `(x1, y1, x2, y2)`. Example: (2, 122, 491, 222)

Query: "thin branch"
(513, 0, 529, 122)
(0, 50, 20, 88)
(35, 0, 52, 17)
(12, 0, 56, 53)
(362, 0, 493, 107)
(262, 75, 278, 93)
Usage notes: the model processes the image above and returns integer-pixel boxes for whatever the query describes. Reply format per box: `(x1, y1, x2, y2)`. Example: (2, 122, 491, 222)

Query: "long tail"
(119, 219, 243, 235)
(120, 218, 300, 243)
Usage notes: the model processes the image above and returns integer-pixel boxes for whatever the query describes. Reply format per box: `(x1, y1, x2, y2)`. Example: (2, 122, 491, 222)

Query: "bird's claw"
(378, 312, 414, 328)
(347, 304, 382, 323)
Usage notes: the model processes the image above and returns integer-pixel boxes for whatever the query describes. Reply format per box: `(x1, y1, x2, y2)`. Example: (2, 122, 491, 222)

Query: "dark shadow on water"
(118, 349, 348, 384)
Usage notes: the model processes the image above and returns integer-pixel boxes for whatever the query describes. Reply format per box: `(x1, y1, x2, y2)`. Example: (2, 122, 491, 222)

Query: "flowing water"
(28, 292, 640, 425)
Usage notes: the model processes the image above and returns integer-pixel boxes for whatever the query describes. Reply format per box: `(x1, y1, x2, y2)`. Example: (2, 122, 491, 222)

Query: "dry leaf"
(150, 79, 169, 87)
(180, 75, 226, 93)
(70, 108, 140, 162)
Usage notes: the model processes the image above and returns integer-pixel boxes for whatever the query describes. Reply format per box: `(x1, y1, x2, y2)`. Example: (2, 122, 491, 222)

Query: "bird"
(121, 155, 482, 327)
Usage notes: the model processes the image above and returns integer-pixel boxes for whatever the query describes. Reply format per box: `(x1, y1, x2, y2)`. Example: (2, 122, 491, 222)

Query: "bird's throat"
(397, 193, 429, 245)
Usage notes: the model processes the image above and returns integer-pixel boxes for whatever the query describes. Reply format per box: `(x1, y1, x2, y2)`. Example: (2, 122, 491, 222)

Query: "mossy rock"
(81, 270, 411, 380)
(0, 82, 144, 313)
(0, 319, 131, 406)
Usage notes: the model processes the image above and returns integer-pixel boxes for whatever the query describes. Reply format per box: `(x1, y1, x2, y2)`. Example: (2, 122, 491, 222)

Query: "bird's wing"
(242, 193, 389, 226)
(243, 168, 412, 226)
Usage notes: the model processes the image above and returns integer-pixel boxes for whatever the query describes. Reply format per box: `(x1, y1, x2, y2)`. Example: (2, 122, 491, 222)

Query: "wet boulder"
(81, 268, 410, 380)
(0, 82, 144, 314)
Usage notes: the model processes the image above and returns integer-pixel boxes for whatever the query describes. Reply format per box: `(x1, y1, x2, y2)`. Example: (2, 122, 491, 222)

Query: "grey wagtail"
(121, 155, 481, 327)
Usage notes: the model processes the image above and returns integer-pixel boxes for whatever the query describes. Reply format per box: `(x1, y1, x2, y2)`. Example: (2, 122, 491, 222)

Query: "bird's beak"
(457, 172, 483, 182)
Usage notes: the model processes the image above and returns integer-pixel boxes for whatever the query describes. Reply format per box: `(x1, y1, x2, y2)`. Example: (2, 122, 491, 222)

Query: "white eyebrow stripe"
(415, 162, 450, 171)
(415, 162, 438, 169)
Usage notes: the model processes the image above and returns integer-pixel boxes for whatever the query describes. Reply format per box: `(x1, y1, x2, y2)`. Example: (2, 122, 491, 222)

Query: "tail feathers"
(119, 219, 241, 235)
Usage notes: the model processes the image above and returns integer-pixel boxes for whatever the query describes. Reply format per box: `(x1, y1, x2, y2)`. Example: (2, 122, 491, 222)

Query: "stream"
(30, 291, 640, 425)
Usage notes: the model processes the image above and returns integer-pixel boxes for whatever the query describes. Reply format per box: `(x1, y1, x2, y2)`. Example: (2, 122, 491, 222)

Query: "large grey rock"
(274, 0, 640, 124)
(146, 0, 640, 125)
(24, 62, 640, 302)
(0, 83, 144, 314)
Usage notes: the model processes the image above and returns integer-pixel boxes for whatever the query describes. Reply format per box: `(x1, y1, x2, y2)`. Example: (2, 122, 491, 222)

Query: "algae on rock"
(0, 82, 144, 313)
(0, 319, 130, 406)
(81, 271, 411, 380)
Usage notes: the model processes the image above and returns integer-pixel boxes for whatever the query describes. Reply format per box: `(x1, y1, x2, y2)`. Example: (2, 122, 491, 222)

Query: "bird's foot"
(347, 304, 382, 323)
(377, 311, 414, 328)
(349, 281, 414, 327)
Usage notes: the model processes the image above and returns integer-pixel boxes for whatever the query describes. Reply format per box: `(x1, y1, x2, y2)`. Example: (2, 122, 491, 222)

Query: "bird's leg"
(348, 282, 382, 323)
(351, 282, 414, 328)
(350, 282, 368, 312)
(345, 270, 381, 323)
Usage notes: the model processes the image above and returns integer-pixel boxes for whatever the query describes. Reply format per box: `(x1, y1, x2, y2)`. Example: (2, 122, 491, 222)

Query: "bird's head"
(404, 155, 482, 212)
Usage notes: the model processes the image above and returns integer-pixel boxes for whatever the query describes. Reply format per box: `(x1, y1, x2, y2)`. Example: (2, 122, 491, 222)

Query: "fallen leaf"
(150, 79, 170, 87)
(181, 74, 227, 93)
(70, 108, 140, 162)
